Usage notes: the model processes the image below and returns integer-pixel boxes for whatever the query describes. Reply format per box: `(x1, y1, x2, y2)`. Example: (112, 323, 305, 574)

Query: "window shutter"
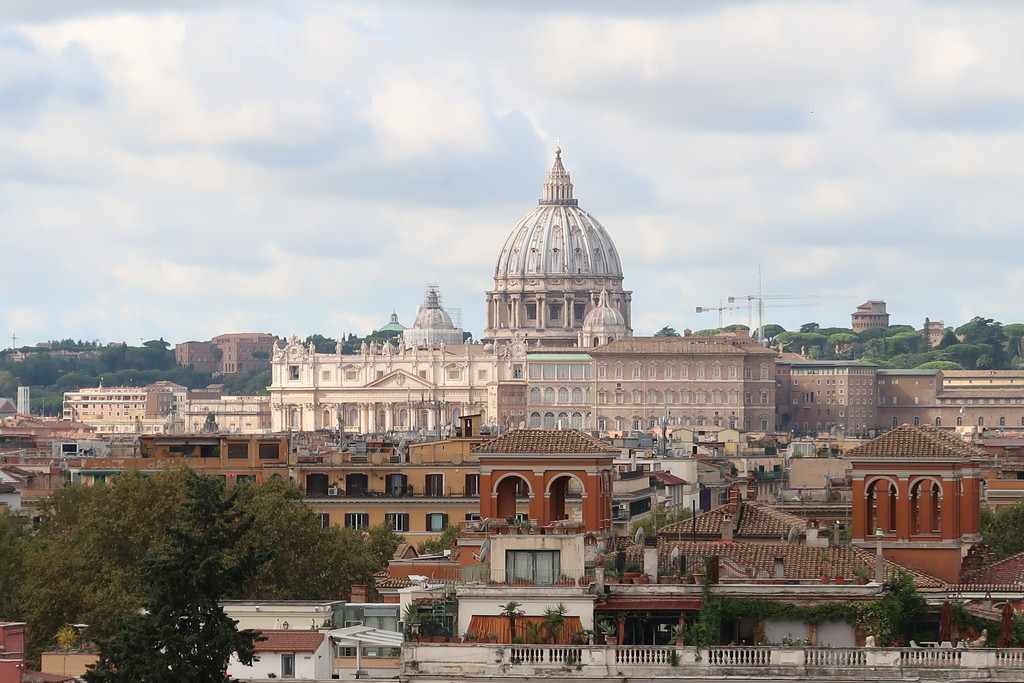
(441, 513, 449, 529)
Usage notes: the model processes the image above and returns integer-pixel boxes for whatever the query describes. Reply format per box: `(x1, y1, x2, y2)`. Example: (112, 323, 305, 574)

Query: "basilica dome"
(493, 148, 623, 280)
(484, 147, 632, 347)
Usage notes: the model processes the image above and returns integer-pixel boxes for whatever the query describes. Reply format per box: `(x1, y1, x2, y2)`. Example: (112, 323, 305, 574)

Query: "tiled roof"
(959, 552, 1024, 587)
(650, 471, 687, 486)
(254, 630, 326, 652)
(373, 570, 416, 589)
(473, 429, 619, 454)
(659, 502, 808, 539)
(844, 425, 988, 459)
(617, 541, 944, 587)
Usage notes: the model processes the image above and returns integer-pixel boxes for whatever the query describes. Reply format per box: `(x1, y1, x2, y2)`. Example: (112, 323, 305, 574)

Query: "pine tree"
(83, 472, 268, 682)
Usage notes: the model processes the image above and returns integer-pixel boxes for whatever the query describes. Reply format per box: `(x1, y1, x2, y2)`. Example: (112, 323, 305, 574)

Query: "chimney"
(722, 512, 734, 543)
(746, 475, 757, 500)
(727, 485, 740, 513)
(350, 584, 368, 603)
(643, 546, 659, 581)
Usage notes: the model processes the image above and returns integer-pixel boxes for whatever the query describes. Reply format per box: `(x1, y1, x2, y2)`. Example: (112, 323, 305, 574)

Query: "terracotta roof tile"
(959, 552, 1024, 586)
(844, 425, 988, 459)
(254, 630, 326, 652)
(473, 429, 618, 454)
(659, 502, 808, 539)
(615, 540, 944, 587)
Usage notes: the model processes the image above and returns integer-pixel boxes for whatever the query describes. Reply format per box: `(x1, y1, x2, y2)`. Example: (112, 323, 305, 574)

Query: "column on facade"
(875, 481, 893, 535)
(894, 479, 911, 540)
(537, 295, 545, 329)
(385, 402, 393, 431)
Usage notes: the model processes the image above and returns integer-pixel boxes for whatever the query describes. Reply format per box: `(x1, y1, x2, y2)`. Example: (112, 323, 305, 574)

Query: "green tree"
(83, 472, 267, 683)
(0, 509, 29, 620)
(937, 329, 959, 349)
(916, 360, 963, 370)
(760, 324, 785, 343)
(304, 334, 339, 354)
(955, 317, 1008, 367)
(417, 524, 460, 554)
(654, 327, 680, 337)
(629, 504, 692, 538)
(982, 500, 1024, 559)
(0, 369, 19, 398)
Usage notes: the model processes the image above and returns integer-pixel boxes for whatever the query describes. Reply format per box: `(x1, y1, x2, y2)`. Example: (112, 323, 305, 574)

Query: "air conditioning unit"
(327, 486, 339, 496)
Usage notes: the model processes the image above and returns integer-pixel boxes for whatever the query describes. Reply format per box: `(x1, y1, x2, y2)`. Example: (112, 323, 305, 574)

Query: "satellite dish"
(670, 546, 680, 563)
(786, 527, 799, 544)
(634, 527, 646, 545)
(478, 538, 491, 562)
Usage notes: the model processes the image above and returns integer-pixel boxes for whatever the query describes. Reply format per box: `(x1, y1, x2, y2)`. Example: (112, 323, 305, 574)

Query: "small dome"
(404, 286, 464, 348)
(584, 290, 625, 328)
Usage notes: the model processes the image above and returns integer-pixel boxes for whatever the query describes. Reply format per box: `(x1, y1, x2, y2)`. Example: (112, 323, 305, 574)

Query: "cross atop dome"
(540, 144, 577, 206)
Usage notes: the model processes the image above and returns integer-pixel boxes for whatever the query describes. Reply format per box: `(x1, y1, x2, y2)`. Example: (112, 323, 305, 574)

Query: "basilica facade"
(268, 148, 777, 435)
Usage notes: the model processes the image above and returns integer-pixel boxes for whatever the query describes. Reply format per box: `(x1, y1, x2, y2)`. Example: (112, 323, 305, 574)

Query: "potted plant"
(597, 620, 618, 646)
(623, 563, 643, 583)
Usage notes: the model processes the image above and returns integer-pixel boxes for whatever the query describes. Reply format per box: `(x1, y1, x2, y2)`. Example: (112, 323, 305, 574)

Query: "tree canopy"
(83, 471, 265, 682)
(9, 470, 403, 660)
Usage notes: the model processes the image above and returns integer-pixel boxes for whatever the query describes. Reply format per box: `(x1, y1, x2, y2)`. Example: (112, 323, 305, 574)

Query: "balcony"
(403, 644, 1024, 680)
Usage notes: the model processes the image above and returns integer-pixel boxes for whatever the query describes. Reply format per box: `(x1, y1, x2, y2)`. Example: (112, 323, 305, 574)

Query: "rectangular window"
(288, 365, 299, 380)
(425, 512, 449, 532)
(258, 443, 280, 460)
(478, 369, 487, 381)
(227, 443, 248, 459)
(316, 512, 330, 529)
(632, 366, 641, 378)
(386, 512, 410, 532)
(506, 549, 560, 585)
(464, 473, 480, 497)
(322, 370, 331, 381)
(526, 303, 537, 320)
(236, 474, 255, 485)
(344, 512, 369, 529)
(425, 473, 444, 497)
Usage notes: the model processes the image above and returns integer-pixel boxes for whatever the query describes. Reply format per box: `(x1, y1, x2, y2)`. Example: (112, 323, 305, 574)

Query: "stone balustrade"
(402, 643, 1024, 681)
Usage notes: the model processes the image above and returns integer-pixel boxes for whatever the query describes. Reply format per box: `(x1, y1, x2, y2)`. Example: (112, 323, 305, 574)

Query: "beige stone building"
(775, 360, 879, 437)
(590, 333, 777, 435)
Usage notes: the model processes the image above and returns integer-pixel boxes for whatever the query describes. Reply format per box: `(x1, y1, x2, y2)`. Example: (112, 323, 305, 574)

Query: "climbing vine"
(686, 571, 927, 647)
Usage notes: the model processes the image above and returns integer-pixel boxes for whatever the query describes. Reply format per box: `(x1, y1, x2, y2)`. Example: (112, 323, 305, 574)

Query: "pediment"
(365, 370, 433, 389)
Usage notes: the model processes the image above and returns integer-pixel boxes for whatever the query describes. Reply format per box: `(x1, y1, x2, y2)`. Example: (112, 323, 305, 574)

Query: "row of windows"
(596, 416, 771, 431)
(895, 416, 1024, 428)
(528, 363, 592, 380)
(332, 511, 451, 532)
(597, 364, 770, 380)
(529, 386, 592, 404)
(598, 389, 770, 405)
(331, 472, 480, 498)
(529, 412, 589, 429)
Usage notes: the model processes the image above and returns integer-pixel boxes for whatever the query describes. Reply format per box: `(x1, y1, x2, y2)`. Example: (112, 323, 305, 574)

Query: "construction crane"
(728, 293, 855, 342)
(697, 301, 821, 333)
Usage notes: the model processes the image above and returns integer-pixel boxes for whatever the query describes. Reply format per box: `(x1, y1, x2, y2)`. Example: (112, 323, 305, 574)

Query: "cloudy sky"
(3, 0, 1024, 347)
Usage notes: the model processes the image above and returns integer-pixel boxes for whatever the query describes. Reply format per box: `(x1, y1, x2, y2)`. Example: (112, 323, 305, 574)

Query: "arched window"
(557, 412, 569, 427)
(530, 387, 541, 403)
(913, 416, 920, 426)
(558, 387, 569, 403)
(323, 409, 331, 426)
(530, 412, 541, 427)
(349, 409, 358, 426)
(910, 479, 941, 534)
(543, 412, 555, 428)
(935, 417, 942, 427)
(712, 363, 721, 379)
(290, 409, 300, 428)
(957, 416, 964, 426)
(866, 479, 897, 534)
(978, 416, 985, 426)
(572, 387, 583, 403)
(571, 412, 583, 428)
(892, 416, 899, 428)
(399, 409, 408, 426)
(1000, 416, 1006, 426)
(632, 389, 643, 403)
(665, 389, 675, 404)
(544, 387, 555, 403)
